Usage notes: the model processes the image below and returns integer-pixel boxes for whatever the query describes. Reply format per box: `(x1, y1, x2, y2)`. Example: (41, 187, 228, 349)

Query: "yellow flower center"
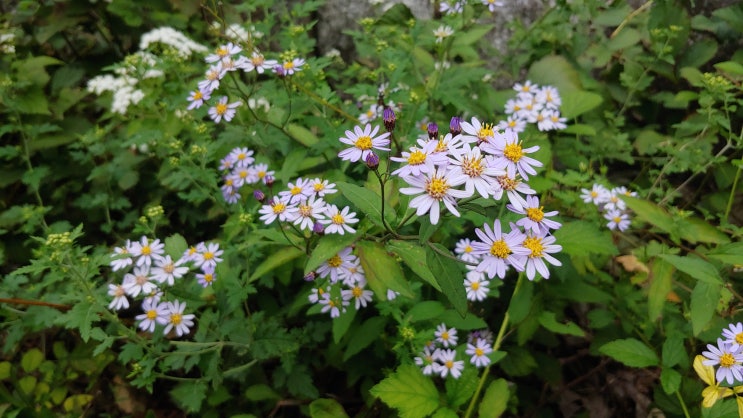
(272, 202, 286, 214)
(471, 281, 480, 290)
(526, 206, 544, 222)
(251, 55, 264, 65)
(497, 175, 519, 191)
(464, 245, 472, 253)
(290, 186, 302, 195)
(523, 236, 544, 258)
(550, 115, 560, 123)
(435, 138, 448, 153)
(352, 286, 363, 298)
(114, 286, 125, 297)
(613, 216, 622, 224)
(283, 61, 294, 70)
(313, 183, 324, 192)
(239, 170, 248, 179)
(299, 204, 312, 217)
(193, 90, 203, 100)
(225, 178, 233, 187)
(203, 251, 214, 260)
(146, 310, 157, 320)
(332, 213, 345, 225)
(237, 152, 246, 160)
(736, 333, 743, 345)
(164, 263, 175, 274)
(426, 176, 449, 200)
(258, 170, 266, 178)
(508, 120, 517, 128)
(445, 360, 454, 369)
(475, 347, 484, 356)
(590, 190, 598, 198)
(327, 255, 342, 268)
(407, 150, 427, 165)
(504, 142, 524, 162)
(355, 135, 373, 150)
(141, 245, 151, 256)
(478, 124, 494, 140)
(216, 103, 228, 115)
(489, 239, 511, 258)
(441, 331, 449, 341)
(216, 46, 228, 57)
(720, 352, 736, 368)
(462, 155, 484, 177)
(203, 273, 214, 283)
(136, 274, 147, 285)
(207, 70, 219, 81)
(171, 313, 182, 325)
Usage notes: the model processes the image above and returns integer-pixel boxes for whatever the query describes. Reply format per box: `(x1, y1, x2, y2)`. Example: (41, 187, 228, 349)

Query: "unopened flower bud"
(449, 116, 462, 136)
(273, 65, 286, 77)
(427, 122, 438, 139)
(253, 189, 266, 203)
(304, 271, 317, 282)
(383, 107, 396, 132)
(366, 152, 380, 170)
(264, 175, 275, 188)
(313, 221, 325, 235)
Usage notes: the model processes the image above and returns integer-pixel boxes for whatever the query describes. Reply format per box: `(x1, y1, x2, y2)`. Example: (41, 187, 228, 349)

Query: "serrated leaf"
(657, 254, 722, 284)
(304, 233, 359, 275)
(599, 338, 659, 367)
(387, 240, 441, 291)
(21, 348, 44, 372)
(478, 378, 509, 418)
(336, 181, 395, 228)
(165, 234, 188, 261)
(370, 364, 439, 418)
(408, 301, 446, 322)
(344, 317, 387, 361)
(660, 368, 682, 394)
(553, 221, 617, 257)
(356, 240, 413, 299)
(445, 367, 478, 408)
(538, 312, 585, 337)
(250, 246, 304, 283)
(707, 242, 743, 266)
(310, 398, 349, 418)
(426, 244, 467, 316)
(170, 381, 207, 413)
(648, 257, 674, 321)
(691, 281, 721, 336)
(56, 299, 99, 342)
(561, 90, 603, 119)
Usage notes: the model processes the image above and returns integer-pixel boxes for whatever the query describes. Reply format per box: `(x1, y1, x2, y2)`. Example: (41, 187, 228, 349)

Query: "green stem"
(373, 169, 396, 235)
(288, 78, 358, 123)
(674, 390, 691, 418)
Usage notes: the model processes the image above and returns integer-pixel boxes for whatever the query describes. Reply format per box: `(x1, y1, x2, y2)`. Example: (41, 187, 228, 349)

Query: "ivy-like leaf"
(370, 364, 440, 418)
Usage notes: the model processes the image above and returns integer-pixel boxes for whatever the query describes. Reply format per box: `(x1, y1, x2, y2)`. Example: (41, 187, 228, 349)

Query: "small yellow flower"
(694, 355, 734, 408)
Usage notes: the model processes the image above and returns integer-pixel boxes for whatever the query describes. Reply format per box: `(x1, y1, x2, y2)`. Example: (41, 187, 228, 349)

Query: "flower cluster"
(456, 194, 562, 283)
(439, 0, 504, 15)
(187, 42, 306, 123)
(580, 183, 636, 232)
(701, 323, 743, 385)
(258, 177, 361, 235)
(414, 325, 494, 379)
(501, 81, 566, 133)
(307, 246, 377, 318)
(107, 236, 224, 337)
(219, 146, 274, 204)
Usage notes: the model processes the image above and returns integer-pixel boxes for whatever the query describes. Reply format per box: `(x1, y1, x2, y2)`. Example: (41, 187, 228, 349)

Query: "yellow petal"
(702, 386, 721, 408)
(694, 355, 717, 386)
(737, 396, 743, 418)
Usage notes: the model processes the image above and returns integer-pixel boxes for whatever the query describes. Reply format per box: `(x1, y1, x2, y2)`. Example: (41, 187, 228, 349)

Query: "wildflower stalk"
(372, 168, 396, 236)
(288, 78, 359, 123)
(674, 390, 691, 418)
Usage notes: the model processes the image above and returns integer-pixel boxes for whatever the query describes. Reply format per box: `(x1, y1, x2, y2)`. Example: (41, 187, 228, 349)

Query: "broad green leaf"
(648, 257, 674, 321)
(356, 240, 413, 299)
(679, 67, 704, 87)
(286, 123, 319, 146)
(387, 240, 441, 291)
(310, 398, 349, 418)
(63, 394, 94, 413)
(164, 234, 188, 260)
(553, 221, 617, 257)
(21, 348, 44, 373)
(676, 217, 730, 244)
(527, 55, 581, 93)
(304, 232, 359, 275)
(607, 28, 641, 51)
(251, 247, 304, 283)
(19, 376, 37, 395)
(408, 301, 446, 322)
(538, 312, 585, 337)
(426, 244, 467, 316)
(452, 24, 494, 47)
(691, 281, 721, 336)
(169, 381, 207, 413)
(560, 90, 603, 119)
(0, 362, 10, 380)
(56, 299, 100, 342)
(657, 254, 722, 284)
(715, 61, 743, 76)
(370, 364, 439, 418)
(11, 87, 50, 115)
(621, 196, 675, 235)
(662, 337, 686, 368)
(660, 368, 682, 394)
(432, 408, 458, 418)
(707, 242, 743, 266)
(437, 310, 487, 330)
(344, 317, 387, 361)
(244, 384, 280, 401)
(336, 181, 395, 228)
(445, 367, 478, 408)
(507, 278, 533, 323)
(478, 378, 509, 418)
(599, 338, 659, 367)
(332, 304, 356, 343)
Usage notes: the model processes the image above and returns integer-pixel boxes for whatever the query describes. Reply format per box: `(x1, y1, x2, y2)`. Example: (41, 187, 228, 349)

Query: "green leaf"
(691, 281, 721, 336)
(715, 61, 743, 76)
(707, 242, 743, 266)
(452, 24, 494, 47)
(310, 398, 349, 418)
(556, 90, 602, 119)
(432, 408, 458, 418)
(606, 28, 641, 51)
(621, 196, 676, 235)
(356, 240, 413, 299)
(370, 364, 440, 418)
(676, 216, 730, 245)
(561, 123, 597, 136)
(164, 234, 188, 261)
(538, 312, 585, 337)
(11, 86, 51, 115)
(387, 240, 441, 291)
(648, 257, 674, 321)
(18, 376, 37, 395)
(478, 378, 509, 418)
(657, 254, 722, 284)
(336, 181, 395, 228)
(527, 55, 581, 93)
(63, 394, 93, 413)
(249, 246, 304, 283)
(286, 123, 319, 147)
(332, 304, 356, 343)
(344, 317, 387, 361)
(507, 278, 533, 323)
(0, 362, 11, 380)
(426, 244, 467, 316)
(660, 368, 682, 394)
(437, 310, 488, 330)
(445, 367, 478, 408)
(244, 384, 280, 401)
(553, 221, 618, 257)
(56, 299, 100, 342)
(21, 348, 44, 373)
(408, 301, 446, 322)
(599, 338, 659, 367)
(170, 381, 207, 413)
(662, 337, 685, 368)
(304, 233, 359, 275)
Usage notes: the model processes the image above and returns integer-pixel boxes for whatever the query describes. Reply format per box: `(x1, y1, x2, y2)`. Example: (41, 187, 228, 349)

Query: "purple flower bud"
(264, 175, 275, 188)
(427, 122, 438, 139)
(366, 151, 380, 170)
(273, 65, 286, 77)
(313, 221, 325, 235)
(449, 116, 462, 136)
(304, 271, 317, 282)
(383, 107, 396, 132)
(253, 189, 266, 203)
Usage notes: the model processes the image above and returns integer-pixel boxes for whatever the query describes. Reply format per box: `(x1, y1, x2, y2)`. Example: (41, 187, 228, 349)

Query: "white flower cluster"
(580, 183, 636, 232)
(0, 32, 15, 54)
(501, 81, 567, 133)
(307, 246, 380, 318)
(259, 176, 362, 236)
(139, 27, 208, 58)
(210, 22, 264, 44)
(439, 0, 503, 15)
(108, 236, 224, 337)
(187, 41, 307, 123)
(701, 323, 743, 385)
(219, 147, 274, 204)
(415, 325, 494, 379)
